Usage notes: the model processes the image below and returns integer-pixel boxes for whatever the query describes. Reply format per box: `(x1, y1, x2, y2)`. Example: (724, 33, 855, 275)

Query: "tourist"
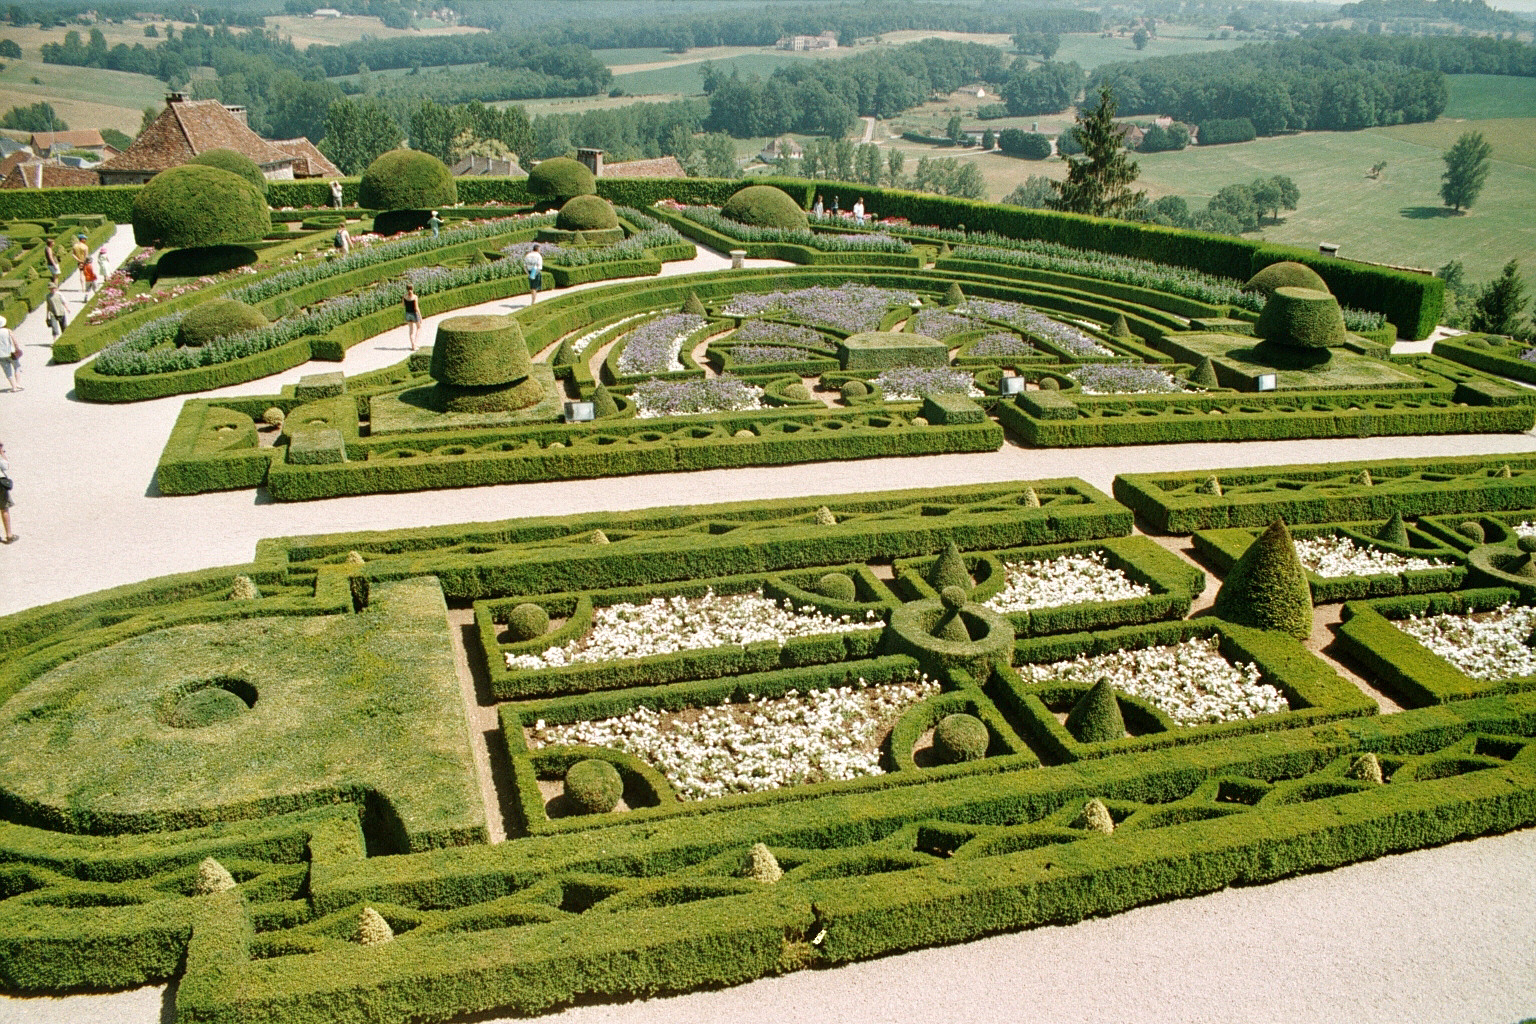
(335, 225, 352, 255)
(428, 210, 442, 238)
(329, 179, 344, 209)
(79, 241, 98, 296)
(0, 318, 19, 392)
(403, 283, 421, 350)
(0, 441, 15, 544)
(853, 197, 866, 225)
(44, 238, 59, 283)
(45, 285, 69, 338)
(525, 243, 544, 304)
(831, 196, 840, 216)
(813, 194, 824, 217)
(96, 247, 109, 283)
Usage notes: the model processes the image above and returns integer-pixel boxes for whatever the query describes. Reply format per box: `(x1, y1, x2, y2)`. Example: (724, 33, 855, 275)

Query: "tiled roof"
(600, 155, 687, 179)
(31, 130, 106, 151)
(452, 154, 525, 176)
(0, 162, 100, 189)
(272, 137, 341, 178)
(97, 99, 293, 175)
(0, 152, 29, 179)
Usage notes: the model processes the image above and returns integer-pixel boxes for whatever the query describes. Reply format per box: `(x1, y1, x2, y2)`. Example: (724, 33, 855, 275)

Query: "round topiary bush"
(564, 758, 623, 814)
(528, 156, 596, 204)
(177, 298, 268, 347)
(505, 602, 549, 641)
(1255, 286, 1347, 350)
(1245, 261, 1329, 297)
(132, 164, 272, 249)
(932, 713, 988, 763)
(358, 148, 457, 214)
(188, 148, 268, 193)
(782, 382, 812, 401)
(721, 184, 808, 230)
(840, 379, 869, 400)
(814, 572, 856, 602)
(555, 194, 618, 232)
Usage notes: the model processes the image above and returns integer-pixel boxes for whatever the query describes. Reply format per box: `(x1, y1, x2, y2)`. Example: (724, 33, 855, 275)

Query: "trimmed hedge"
(131, 165, 271, 249)
(188, 149, 268, 193)
(358, 149, 457, 213)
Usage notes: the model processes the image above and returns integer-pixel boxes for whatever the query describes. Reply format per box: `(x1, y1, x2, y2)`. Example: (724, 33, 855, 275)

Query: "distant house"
(271, 137, 342, 179)
(759, 137, 803, 163)
(452, 154, 525, 177)
(0, 139, 31, 161)
(96, 94, 298, 185)
(777, 31, 838, 51)
(0, 151, 31, 180)
(313, 8, 343, 17)
(0, 161, 100, 189)
(570, 148, 686, 179)
(30, 129, 108, 158)
(1115, 124, 1146, 148)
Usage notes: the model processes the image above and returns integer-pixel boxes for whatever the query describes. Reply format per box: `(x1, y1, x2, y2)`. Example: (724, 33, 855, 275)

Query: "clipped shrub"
(783, 382, 812, 401)
(1064, 678, 1125, 743)
(683, 292, 706, 316)
(1345, 752, 1384, 784)
(732, 429, 754, 438)
(1376, 512, 1409, 547)
(1255, 286, 1347, 350)
(721, 184, 807, 231)
(229, 575, 260, 600)
(358, 148, 457, 213)
(944, 282, 964, 307)
(911, 416, 929, 425)
(345, 551, 366, 565)
(1354, 469, 1373, 487)
(590, 384, 619, 418)
(812, 505, 838, 527)
(261, 407, 285, 427)
(742, 842, 782, 883)
(132, 164, 271, 249)
(193, 857, 237, 895)
(1498, 464, 1513, 478)
(590, 529, 610, 545)
(940, 584, 968, 611)
(430, 315, 542, 412)
(1213, 519, 1313, 639)
(565, 758, 623, 814)
(1076, 798, 1115, 834)
(1196, 474, 1223, 496)
(552, 337, 576, 366)
(815, 571, 856, 602)
(527, 157, 595, 203)
(357, 907, 394, 946)
(1191, 356, 1219, 388)
(1245, 261, 1329, 297)
(1519, 536, 1536, 555)
(555, 194, 619, 232)
(177, 298, 268, 347)
(840, 379, 869, 401)
(928, 540, 972, 591)
(1037, 376, 1059, 390)
(1109, 312, 1132, 338)
(188, 148, 268, 193)
(505, 602, 549, 642)
(1023, 486, 1041, 507)
(1458, 521, 1486, 543)
(932, 712, 988, 763)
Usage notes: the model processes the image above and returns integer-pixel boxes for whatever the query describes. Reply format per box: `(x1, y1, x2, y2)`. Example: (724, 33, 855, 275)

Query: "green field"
(611, 52, 812, 95)
(0, 58, 166, 135)
(1052, 28, 1246, 71)
(1444, 74, 1536, 119)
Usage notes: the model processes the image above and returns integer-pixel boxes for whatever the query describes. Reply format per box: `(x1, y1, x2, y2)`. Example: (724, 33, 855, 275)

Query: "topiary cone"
(1196, 474, 1223, 496)
(1077, 798, 1114, 834)
(229, 575, 259, 600)
(944, 282, 964, 307)
(1023, 486, 1041, 508)
(1191, 356, 1219, 388)
(1376, 511, 1409, 547)
(683, 292, 706, 316)
(1345, 752, 1383, 784)
(591, 384, 619, 418)
(815, 505, 837, 526)
(1213, 520, 1313, 639)
(1064, 678, 1125, 744)
(551, 336, 577, 366)
(1110, 312, 1132, 339)
(357, 907, 394, 946)
(1354, 469, 1373, 487)
(590, 529, 610, 545)
(928, 540, 972, 592)
(194, 857, 237, 895)
(743, 842, 783, 883)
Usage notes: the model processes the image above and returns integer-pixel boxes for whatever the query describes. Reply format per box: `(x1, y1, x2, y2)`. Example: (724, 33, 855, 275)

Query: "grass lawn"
(611, 52, 812, 96)
(264, 13, 484, 48)
(1444, 74, 1536, 119)
(1052, 28, 1246, 71)
(0, 59, 165, 135)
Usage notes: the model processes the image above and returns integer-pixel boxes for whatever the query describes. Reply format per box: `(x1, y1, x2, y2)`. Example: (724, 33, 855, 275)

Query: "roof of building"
(0, 162, 100, 189)
(271, 137, 342, 179)
(0, 152, 29, 178)
(600, 155, 687, 179)
(452, 154, 525, 177)
(30, 129, 106, 151)
(97, 98, 294, 175)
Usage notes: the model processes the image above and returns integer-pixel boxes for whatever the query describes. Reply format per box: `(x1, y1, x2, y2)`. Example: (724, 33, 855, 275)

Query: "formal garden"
(2, 158, 1535, 1024)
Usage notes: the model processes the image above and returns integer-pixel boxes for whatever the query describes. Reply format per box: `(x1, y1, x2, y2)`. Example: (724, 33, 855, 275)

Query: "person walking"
(334, 224, 352, 255)
(78, 237, 98, 296)
(0, 441, 16, 544)
(45, 285, 69, 339)
(525, 243, 544, 304)
(0, 319, 19, 392)
(330, 179, 344, 210)
(403, 283, 421, 350)
(853, 197, 866, 225)
(44, 238, 60, 283)
(428, 210, 442, 238)
(813, 194, 824, 217)
(96, 247, 109, 284)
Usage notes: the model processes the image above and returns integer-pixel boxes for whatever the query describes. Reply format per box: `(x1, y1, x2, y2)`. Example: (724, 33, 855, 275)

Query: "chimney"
(223, 105, 249, 125)
(576, 147, 603, 177)
(166, 92, 185, 104)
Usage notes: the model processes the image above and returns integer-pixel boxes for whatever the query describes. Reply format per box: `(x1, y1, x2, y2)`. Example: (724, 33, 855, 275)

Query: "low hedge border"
(1430, 334, 1536, 385)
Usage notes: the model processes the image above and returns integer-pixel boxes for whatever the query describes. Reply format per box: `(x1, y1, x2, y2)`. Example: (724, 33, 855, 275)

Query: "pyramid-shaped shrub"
(1213, 520, 1313, 638)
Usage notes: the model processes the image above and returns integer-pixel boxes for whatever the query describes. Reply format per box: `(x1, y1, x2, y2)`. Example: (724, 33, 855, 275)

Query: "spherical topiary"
(132, 164, 271, 249)
(840, 379, 869, 401)
(505, 602, 549, 641)
(528, 156, 596, 203)
(927, 541, 972, 592)
(261, 406, 285, 427)
(555, 194, 618, 231)
(1037, 376, 1059, 390)
(1255, 286, 1347, 349)
(932, 713, 988, 763)
(1519, 536, 1536, 555)
(782, 382, 812, 401)
(188, 148, 268, 193)
(939, 584, 967, 611)
(1064, 678, 1125, 744)
(815, 572, 856, 602)
(721, 184, 808, 230)
(1212, 519, 1313, 639)
(193, 857, 237, 895)
(564, 758, 623, 814)
(178, 298, 268, 347)
(1458, 520, 1486, 543)
(358, 148, 457, 213)
(1245, 261, 1329, 297)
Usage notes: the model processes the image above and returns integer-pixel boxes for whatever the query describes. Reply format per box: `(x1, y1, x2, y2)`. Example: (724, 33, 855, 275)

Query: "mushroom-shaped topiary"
(814, 572, 856, 602)
(188, 148, 268, 193)
(565, 758, 623, 814)
(1255, 286, 1347, 350)
(721, 184, 808, 230)
(428, 314, 545, 413)
(504, 602, 549, 641)
(1376, 512, 1409, 547)
(357, 907, 394, 946)
(132, 164, 271, 249)
(178, 298, 268, 347)
(1212, 519, 1313, 639)
(742, 842, 783, 883)
(1076, 798, 1115, 834)
(555, 194, 619, 232)
(927, 541, 972, 592)
(932, 712, 988, 763)
(1064, 678, 1125, 744)
(193, 857, 237, 895)
(528, 156, 596, 204)
(1345, 752, 1384, 784)
(358, 148, 457, 216)
(1245, 261, 1329, 297)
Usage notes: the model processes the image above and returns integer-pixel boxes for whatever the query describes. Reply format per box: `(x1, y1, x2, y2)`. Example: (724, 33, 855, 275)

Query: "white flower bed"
(506, 589, 880, 670)
(1394, 603, 1536, 680)
(570, 312, 653, 356)
(984, 550, 1151, 614)
(1016, 637, 1288, 726)
(1515, 521, 1536, 538)
(1293, 535, 1448, 578)
(528, 675, 942, 800)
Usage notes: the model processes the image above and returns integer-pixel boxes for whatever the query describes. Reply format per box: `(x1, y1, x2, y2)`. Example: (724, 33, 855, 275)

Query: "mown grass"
(0, 59, 166, 135)
(1443, 73, 1536, 119)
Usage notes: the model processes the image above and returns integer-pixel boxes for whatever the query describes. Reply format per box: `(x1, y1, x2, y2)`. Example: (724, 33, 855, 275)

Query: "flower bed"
(958, 299, 1114, 357)
(1068, 364, 1187, 394)
(679, 205, 912, 254)
(723, 284, 917, 333)
(1294, 535, 1448, 578)
(971, 332, 1034, 356)
(872, 365, 979, 399)
(507, 589, 880, 670)
(984, 550, 1151, 614)
(527, 674, 940, 799)
(910, 308, 984, 339)
(1393, 603, 1536, 680)
(1017, 637, 1286, 725)
(633, 376, 764, 417)
(614, 313, 704, 375)
(730, 319, 834, 353)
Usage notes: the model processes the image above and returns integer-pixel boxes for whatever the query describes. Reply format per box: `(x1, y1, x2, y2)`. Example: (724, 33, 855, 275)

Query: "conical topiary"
(743, 842, 782, 883)
(1077, 798, 1114, 834)
(590, 529, 610, 545)
(1063, 678, 1125, 744)
(928, 541, 972, 592)
(1345, 752, 1383, 785)
(1196, 474, 1223, 497)
(1110, 313, 1132, 339)
(943, 282, 964, 307)
(815, 505, 837, 526)
(1191, 356, 1219, 388)
(934, 585, 970, 642)
(683, 292, 706, 316)
(1213, 520, 1313, 639)
(551, 336, 576, 366)
(357, 907, 394, 946)
(194, 857, 237, 895)
(1023, 486, 1041, 508)
(345, 550, 366, 566)
(1376, 512, 1409, 547)
(229, 575, 260, 600)
(591, 384, 618, 418)
(1458, 520, 1486, 544)
(1354, 469, 1373, 487)
(1498, 464, 1513, 478)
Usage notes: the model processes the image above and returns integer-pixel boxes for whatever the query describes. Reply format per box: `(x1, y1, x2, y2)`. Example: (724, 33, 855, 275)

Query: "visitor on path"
(813, 195, 824, 217)
(525, 243, 544, 304)
(831, 196, 840, 216)
(0, 319, 19, 392)
(44, 238, 59, 283)
(334, 225, 352, 255)
(96, 247, 109, 283)
(853, 197, 866, 225)
(45, 285, 69, 338)
(79, 244, 98, 296)
(428, 211, 442, 238)
(403, 283, 421, 350)
(0, 441, 15, 544)
(329, 180, 344, 209)
(71, 233, 88, 278)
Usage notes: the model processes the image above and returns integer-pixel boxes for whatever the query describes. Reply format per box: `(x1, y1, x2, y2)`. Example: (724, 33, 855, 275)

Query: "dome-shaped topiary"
(590, 384, 619, 418)
(132, 164, 271, 249)
(1458, 520, 1486, 543)
(839, 379, 870, 401)
(505, 602, 549, 641)
(1376, 512, 1409, 547)
(721, 184, 807, 230)
(528, 156, 596, 203)
(927, 540, 972, 592)
(1213, 519, 1313, 639)
(178, 298, 268, 347)
(733, 428, 754, 438)
(555, 194, 619, 231)
(358, 148, 457, 213)
(814, 572, 856, 602)
(743, 842, 783, 883)
(1255, 286, 1347, 350)
(1037, 376, 1059, 390)
(932, 713, 988, 763)
(1245, 260, 1329, 297)
(565, 758, 623, 814)
(357, 907, 394, 946)
(193, 857, 237, 895)
(261, 406, 285, 427)
(1076, 798, 1115, 834)
(782, 382, 812, 401)
(1345, 751, 1383, 784)
(1064, 678, 1125, 743)
(188, 148, 268, 193)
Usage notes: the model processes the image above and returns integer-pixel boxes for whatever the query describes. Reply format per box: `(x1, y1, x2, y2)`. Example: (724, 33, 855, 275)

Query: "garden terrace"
(0, 215, 116, 327)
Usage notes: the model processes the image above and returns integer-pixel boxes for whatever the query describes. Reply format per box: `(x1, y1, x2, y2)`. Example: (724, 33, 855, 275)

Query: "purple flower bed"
(910, 308, 984, 339)
(724, 284, 917, 333)
(616, 313, 706, 375)
(732, 344, 814, 365)
(958, 299, 1113, 357)
(1068, 363, 1187, 394)
(971, 332, 1035, 356)
(873, 366, 979, 399)
(1520, 347, 1536, 363)
(731, 320, 835, 353)
(633, 375, 764, 417)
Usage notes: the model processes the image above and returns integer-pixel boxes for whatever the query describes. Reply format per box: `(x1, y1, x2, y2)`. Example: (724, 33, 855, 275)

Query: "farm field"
(1443, 73, 1536, 119)
(264, 13, 484, 48)
(1051, 27, 1247, 71)
(0, 18, 195, 59)
(0, 59, 165, 135)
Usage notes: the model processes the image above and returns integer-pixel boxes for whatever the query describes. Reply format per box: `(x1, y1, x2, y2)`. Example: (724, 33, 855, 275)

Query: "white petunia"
(985, 550, 1151, 614)
(1395, 603, 1536, 680)
(1294, 535, 1447, 578)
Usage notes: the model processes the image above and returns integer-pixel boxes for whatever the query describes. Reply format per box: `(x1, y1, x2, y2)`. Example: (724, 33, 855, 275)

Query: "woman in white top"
(525, 244, 545, 304)
(0, 441, 15, 543)
(0, 319, 19, 392)
(853, 197, 866, 225)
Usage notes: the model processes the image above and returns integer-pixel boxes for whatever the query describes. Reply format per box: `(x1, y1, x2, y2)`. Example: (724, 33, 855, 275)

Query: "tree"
(697, 132, 738, 178)
(662, 124, 696, 164)
(140, 106, 159, 135)
(1133, 28, 1150, 49)
(1469, 260, 1528, 336)
(409, 100, 461, 163)
(1050, 85, 1145, 217)
(0, 38, 20, 57)
(266, 78, 344, 144)
(945, 114, 963, 144)
(855, 142, 881, 184)
(1209, 183, 1260, 231)
(0, 101, 65, 132)
(885, 147, 905, 185)
(1440, 130, 1492, 212)
(833, 137, 855, 179)
(318, 98, 404, 176)
(1002, 175, 1056, 208)
(1001, 61, 1085, 117)
(981, 128, 995, 150)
